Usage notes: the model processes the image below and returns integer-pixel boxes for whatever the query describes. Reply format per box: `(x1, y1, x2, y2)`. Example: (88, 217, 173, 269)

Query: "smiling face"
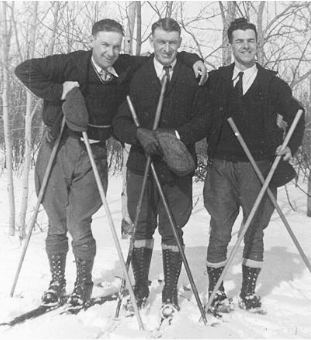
(231, 29, 257, 70)
(150, 28, 182, 66)
(91, 31, 123, 70)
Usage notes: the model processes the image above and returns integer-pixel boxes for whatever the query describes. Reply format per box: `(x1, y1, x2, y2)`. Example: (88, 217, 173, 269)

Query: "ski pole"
(228, 113, 311, 274)
(82, 131, 144, 331)
(203, 110, 303, 318)
(114, 77, 168, 319)
(10, 117, 66, 297)
(127, 97, 208, 325)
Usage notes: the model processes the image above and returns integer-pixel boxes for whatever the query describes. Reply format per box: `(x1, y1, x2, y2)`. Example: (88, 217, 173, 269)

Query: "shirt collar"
(153, 57, 177, 78)
(232, 63, 257, 81)
(91, 56, 119, 78)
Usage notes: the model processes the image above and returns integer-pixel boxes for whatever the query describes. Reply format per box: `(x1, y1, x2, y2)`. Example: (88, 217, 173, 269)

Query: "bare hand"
(61, 81, 79, 100)
(275, 146, 292, 161)
(193, 60, 208, 86)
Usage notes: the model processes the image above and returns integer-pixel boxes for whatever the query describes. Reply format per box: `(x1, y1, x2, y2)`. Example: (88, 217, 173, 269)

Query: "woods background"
(0, 1, 310, 238)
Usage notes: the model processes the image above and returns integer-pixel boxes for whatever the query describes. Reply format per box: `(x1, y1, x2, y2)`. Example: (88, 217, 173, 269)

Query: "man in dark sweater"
(14, 19, 206, 309)
(113, 18, 209, 317)
(203, 18, 304, 314)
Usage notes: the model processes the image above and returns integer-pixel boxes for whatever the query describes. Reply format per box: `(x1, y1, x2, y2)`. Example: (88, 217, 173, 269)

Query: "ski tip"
(0, 322, 9, 327)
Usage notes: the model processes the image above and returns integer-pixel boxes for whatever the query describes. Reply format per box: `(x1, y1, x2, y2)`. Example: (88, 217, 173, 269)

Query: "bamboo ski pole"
(10, 117, 66, 297)
(203, 110, 303, 318)
(228, 113, 311, 274)
(114, 77, 168, 319)
(127, 96, 208, 325)
(82, 131, 144, 330)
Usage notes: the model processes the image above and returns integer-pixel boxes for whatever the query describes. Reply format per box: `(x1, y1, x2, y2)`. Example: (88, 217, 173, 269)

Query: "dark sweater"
(84, 65, 119, 140)
(215, 77, 267, 161)
(204, 63, 304, 160)
(15, 50, 201, 140)
(113, 57, 209, 175)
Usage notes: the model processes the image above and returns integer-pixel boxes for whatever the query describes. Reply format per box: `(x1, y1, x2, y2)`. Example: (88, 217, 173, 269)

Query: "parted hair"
(151, 18, 181, 35)
(92, 19, 124, 36)
(227, 18, 257, 43)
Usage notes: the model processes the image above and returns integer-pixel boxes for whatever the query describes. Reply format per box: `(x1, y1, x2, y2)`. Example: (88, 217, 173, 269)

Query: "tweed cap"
(62, 87, 89, 132)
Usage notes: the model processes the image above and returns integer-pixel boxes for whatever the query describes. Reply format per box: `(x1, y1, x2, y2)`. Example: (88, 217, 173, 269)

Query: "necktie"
(99, 69, 112, 82)
(162, 65, 171, 86)
(235, 71, 244, 97)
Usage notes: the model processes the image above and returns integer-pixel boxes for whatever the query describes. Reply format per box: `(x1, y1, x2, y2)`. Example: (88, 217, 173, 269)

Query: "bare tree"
(3, 1, 311, 237)
(120, 1, 137, 238)
(256, 2, 265, 65)
(124, 1, 136, 54)
(136, 2, 142, 55)
(0, 1, 16, 235)
(16, 2, 39, 239)
(219, 1, 237, 65)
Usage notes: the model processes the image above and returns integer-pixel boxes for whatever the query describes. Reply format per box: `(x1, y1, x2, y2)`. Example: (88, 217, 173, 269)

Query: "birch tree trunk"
(121, 1, 137, 238)
(136, 2, 142, 56)
(0, 2, 16, 235)
(307, 78, 311, 217)
(219, 2, 237, 65)
(165, 1, 173, 18)
(124, 1, 136, 55)
(48, 1, 60, 55)
(17, 2, 38, 239)
(256, 2, 265, 65)
(307, 173, 311, 217)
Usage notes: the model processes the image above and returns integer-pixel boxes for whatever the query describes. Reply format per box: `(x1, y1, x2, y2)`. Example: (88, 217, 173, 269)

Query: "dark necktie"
(162, 65, 171, 87)
(235, 71, 244, 97)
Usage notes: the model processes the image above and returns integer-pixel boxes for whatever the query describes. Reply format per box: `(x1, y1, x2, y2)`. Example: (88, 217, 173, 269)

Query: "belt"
(65, 128, 102, 145)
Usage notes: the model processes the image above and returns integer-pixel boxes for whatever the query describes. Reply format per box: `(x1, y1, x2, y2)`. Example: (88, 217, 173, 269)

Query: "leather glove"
(155, 127, 177, 137)
(136, 128, 161, 155)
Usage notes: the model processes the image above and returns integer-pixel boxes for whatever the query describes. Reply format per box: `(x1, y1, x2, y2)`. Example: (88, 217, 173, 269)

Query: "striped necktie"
(99, 69, 112, 82)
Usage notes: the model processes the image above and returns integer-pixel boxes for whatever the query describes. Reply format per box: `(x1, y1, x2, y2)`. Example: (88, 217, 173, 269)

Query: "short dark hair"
(227, 18, 257, 44)
(92, 19, 124, 36)
(151, 18, 181, 35)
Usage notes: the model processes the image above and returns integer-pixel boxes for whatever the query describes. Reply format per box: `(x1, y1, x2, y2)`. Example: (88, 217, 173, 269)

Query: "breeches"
(203, 159, 276, 265)
(127, 170, 192, 245)
(35, 134, 108, 260)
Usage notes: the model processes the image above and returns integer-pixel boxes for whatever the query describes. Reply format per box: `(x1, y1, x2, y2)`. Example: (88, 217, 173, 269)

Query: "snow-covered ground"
(0, 170, 311, 339)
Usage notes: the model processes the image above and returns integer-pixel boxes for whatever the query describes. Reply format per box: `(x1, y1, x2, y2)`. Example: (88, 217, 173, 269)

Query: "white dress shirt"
(91, 56, 118, 80)
(232, 64, 258, 95)
(153, 57, 181, 139)
(153, 57, 176, 81)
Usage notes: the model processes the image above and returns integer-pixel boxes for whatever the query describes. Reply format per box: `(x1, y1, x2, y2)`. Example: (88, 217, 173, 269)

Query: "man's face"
(91, 31, 123, 69)
(231, 29, 257, 69)
(150, 28, 181, 66)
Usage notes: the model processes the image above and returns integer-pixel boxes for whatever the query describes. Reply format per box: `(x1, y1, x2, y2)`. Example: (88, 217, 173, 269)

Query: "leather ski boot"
(239, 265, 264, 313)
(131, 239, 153, 307)
(123, 239, 153, 315)
(161, 246, 182, 319)
(206, 266, 233, 315)
(67, 257, 94, 309)
(42, 254, 66, 306)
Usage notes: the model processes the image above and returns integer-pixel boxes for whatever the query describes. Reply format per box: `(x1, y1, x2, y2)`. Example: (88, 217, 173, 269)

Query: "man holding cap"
(15, 18, 207, 309)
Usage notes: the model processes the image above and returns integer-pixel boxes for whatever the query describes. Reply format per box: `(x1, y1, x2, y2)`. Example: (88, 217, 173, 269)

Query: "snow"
(0, 170, 311, 339)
